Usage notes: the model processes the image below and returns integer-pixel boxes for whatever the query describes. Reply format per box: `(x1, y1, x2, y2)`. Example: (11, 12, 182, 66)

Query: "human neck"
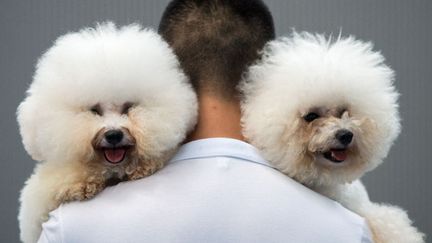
(186, 93, 245, 142)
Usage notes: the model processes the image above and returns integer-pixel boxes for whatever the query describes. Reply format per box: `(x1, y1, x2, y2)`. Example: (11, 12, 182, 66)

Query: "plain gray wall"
(1, 1, 430, 242)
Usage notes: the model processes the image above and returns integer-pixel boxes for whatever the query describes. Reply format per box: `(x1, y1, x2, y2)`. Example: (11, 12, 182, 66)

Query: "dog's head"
(17, 23, 197, 178)
(241, 32, 400, 186)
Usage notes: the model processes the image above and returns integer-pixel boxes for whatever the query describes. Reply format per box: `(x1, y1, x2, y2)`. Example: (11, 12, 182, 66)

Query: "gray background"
(1, 1, 430, 242)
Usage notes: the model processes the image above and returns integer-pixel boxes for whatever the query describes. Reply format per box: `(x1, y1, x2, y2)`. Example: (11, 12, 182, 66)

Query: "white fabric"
(38, 138, 373, 243)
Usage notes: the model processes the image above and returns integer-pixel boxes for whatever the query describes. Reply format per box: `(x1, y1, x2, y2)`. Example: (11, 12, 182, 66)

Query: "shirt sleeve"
(37, 207, 63, 243)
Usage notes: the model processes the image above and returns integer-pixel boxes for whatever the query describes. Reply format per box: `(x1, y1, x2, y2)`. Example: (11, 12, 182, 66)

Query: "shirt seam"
(360, 218, 374, 243)
(170, 154, 276, 170)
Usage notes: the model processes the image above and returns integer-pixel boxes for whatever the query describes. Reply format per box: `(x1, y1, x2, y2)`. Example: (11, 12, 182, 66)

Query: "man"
(38, 0, 373, 242)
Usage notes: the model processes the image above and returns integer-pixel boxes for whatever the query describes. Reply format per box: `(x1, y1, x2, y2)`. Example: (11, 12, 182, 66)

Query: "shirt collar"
(169, 137, 275, 169)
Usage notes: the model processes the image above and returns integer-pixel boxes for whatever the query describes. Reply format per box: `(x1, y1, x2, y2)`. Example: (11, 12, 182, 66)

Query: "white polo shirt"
(38, 138, 372, 243)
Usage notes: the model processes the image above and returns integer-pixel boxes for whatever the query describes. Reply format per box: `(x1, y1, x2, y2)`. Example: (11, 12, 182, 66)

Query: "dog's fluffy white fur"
(240, 33, 425, 243)
(17, 23, 197, 243)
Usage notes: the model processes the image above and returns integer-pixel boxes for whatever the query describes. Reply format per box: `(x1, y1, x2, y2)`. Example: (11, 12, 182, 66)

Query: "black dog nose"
(336, 129, 353, 145)
(104, 130, 123, 145)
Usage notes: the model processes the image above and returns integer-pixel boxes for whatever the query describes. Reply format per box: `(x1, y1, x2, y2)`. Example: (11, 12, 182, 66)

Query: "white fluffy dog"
(240, 33, 425, 243)
(17, 23, 197, 243)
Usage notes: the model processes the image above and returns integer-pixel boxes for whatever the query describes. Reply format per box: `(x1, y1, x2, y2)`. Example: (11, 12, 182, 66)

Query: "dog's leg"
(18, 162, 105, 243)
(54, 172, 105, 203)
(315, 180, 370, 213)
(316, 181, 425, 243)
(361, 204, 425, 243)
(126, 159, 163, 181)
(19, 165, 53, 243)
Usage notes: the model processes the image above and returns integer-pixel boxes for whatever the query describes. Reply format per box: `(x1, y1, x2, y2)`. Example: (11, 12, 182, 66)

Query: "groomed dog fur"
(240, 32, 425, 243)
(17, 23, 197, 243)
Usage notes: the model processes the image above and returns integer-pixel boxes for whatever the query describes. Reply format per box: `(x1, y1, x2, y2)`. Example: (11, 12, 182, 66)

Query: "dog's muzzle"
(322, 129, 354, 163)
(93, 128, 136, 165)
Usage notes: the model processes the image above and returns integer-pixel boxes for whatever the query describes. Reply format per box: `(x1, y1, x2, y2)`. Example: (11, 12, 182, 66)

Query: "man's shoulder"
(42, 157, 371, 243)
(58, 156, 365, 221)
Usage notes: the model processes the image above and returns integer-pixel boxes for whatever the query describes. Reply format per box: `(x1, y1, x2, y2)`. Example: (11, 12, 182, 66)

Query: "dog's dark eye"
(304, 112, 320, 122)
(121, 102, 135, 115)
(90, 104, 102, 116)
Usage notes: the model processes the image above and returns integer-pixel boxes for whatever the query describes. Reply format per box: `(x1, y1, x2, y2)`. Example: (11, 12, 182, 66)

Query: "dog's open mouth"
(323, 148, 348, 163)
(103, 147, 130, 164)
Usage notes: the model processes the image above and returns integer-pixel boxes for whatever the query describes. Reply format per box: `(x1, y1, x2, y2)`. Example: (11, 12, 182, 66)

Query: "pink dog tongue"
(104, 149, 126, 164)
(331, 149, 347, 161)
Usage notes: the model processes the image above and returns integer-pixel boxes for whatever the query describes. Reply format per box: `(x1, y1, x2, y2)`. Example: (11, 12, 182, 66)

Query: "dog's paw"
(55, 178, 105, 203)
(126, 163, 161, 181)
(127, 166, 149, 180)
(81, 180, 105, 199)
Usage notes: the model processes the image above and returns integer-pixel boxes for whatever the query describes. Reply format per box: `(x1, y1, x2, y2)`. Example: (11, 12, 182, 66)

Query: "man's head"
(159, 0, 275, 100)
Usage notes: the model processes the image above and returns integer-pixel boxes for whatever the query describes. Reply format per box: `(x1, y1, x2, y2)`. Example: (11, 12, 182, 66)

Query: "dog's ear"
(17, 96, 45, 161)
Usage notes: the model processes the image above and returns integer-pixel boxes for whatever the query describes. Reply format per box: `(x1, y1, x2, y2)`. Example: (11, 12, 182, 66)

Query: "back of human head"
(159, 0, 275, 100)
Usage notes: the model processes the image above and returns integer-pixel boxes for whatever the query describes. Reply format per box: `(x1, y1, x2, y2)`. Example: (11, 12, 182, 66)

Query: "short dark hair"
(159, 0, 275, 99)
